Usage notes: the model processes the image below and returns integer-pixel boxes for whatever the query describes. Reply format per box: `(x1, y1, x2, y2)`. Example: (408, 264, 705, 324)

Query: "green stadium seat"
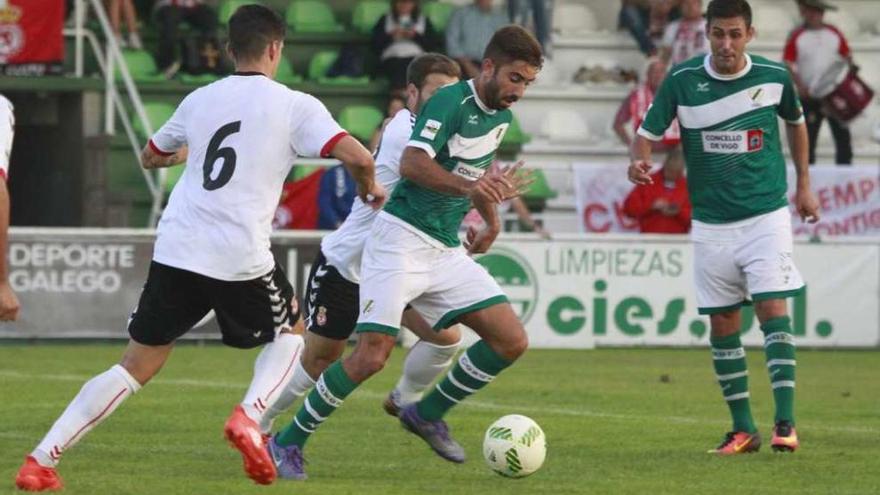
(286, 0, 344, 33)
(116, 49, 165, 83)
(290, 164, 320, 181)
(218, 0, 262, 25)
(307, 51, 370, 85)
(501, 115, 531, 146)
(132, 102, 175, 141)
(276, 56, 303, 85)
(338, 105, 384, 143)
(179, 73, 222, 85)
(352, 0, 388, 33)
(424, 1, 455, 31)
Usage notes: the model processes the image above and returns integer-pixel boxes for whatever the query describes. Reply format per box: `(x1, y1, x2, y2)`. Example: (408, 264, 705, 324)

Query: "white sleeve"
(0, 98, 13, 178)
(289, 93, 346, 158)
(374, 110, 411, 177)
(150, 95, 189, 155)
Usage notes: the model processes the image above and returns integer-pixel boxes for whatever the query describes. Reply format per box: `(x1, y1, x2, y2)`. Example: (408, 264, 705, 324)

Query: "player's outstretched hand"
(499, 161, 535, 200)
(0, 282, 20, 321)
(464, 225, 499, 254)
(795, 187, 820, 223)
(360, 181, 387, 210)
(627, 160, 653, 185)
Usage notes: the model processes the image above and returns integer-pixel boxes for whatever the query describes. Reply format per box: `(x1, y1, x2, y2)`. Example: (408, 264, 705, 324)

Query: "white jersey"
(150, 73, 345, 281)
(321, 108, 415, 283)
(0, 95, 13, 180)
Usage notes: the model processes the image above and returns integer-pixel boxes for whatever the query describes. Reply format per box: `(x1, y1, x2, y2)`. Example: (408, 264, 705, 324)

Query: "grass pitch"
(1, 344, 878, 495)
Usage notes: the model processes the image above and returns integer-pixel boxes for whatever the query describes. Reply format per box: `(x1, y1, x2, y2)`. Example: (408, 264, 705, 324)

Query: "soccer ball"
(482, 414, 546, 478)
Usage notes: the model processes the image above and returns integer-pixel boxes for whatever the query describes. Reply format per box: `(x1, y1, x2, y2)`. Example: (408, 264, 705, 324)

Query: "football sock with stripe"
(275, 361, 357, 448)
(32, 364, 141, 467)
(241, 332, 304, 427)
(761, 316, 796, 424)
(393, 339, 461, 405)
(416, 340, 511, 422)
(259, 357, 315, 434)
(710, 332, 757, 433)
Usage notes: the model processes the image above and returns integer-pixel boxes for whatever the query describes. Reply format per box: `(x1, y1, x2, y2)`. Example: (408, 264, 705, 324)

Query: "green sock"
(761, 316, 796, 425)
(710, 332, 757, 433)
(416, 340, 511, 421)
(275, 361, 358, 448)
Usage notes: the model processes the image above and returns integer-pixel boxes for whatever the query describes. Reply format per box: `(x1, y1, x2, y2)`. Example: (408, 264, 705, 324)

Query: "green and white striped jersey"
(639, 53, 804, 224)
(384, 80, 511, 246)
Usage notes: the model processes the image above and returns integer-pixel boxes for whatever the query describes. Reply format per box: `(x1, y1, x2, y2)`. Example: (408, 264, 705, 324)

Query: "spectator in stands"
(613, 57, 679, 150)
(107, 0, 143, 49)
(372, 0, 440, 92)
(623, 147, 691, 234)
(317, 165, 356, 229)
(507, 0, 552, 55)
(783, 0, 853, 165)
(660, 0, 706, 66)
(153, 0, 218, 78)
(446, 0, 508, 79)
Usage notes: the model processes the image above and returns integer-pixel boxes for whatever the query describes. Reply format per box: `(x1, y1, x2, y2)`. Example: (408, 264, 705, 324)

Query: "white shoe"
(128, 32, 143, 50)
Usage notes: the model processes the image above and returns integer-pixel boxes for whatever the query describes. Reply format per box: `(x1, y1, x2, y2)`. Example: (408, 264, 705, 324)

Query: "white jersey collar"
(704, 53, 752, 81)
(467, 79, 497, 115)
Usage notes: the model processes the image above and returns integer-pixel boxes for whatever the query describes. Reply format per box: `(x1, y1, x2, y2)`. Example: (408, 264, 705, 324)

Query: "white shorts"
(355, 213, 507, 336)
(691, 207, 804, 315)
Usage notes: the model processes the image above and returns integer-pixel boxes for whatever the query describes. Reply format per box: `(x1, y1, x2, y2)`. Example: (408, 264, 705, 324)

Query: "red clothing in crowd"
(623, 170, 691, 234)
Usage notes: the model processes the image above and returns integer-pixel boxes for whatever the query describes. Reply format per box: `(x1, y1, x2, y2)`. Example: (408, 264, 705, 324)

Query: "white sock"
(33, 364, 140, 467)
(241, 332, 304, 426)
(258, 357, 316, 434)
(394, 339, 461, 405)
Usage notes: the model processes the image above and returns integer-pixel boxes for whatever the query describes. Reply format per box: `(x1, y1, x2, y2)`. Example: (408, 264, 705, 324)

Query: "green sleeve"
(638, 75, 678, 141)
(778, 70, 805, 123)
(407, 87, 461, 158)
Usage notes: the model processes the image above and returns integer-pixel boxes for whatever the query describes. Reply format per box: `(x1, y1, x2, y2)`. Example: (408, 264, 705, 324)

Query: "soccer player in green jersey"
(268, 26, 541, 478)
(629, 0, 820, 456)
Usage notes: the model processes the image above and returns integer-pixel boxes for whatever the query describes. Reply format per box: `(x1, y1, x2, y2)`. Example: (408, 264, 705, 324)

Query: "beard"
(485, 75, 519, 109)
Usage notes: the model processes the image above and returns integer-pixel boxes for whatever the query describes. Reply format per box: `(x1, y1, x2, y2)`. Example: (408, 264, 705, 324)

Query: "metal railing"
(67, 0, 166, 226)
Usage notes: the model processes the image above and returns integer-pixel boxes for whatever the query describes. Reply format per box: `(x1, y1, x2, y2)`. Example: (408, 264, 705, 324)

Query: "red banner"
(0, 0, 64, 76)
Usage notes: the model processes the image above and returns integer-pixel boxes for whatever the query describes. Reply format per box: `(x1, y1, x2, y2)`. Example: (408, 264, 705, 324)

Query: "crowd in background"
(68, 0, 864, 234)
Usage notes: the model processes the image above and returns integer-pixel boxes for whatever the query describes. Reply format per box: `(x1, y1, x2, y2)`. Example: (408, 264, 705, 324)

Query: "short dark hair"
(406, 53, 461, 89)
(706, 0, 753, 28)
(482, 25, 543, 69)
(228, 4, 286, 63)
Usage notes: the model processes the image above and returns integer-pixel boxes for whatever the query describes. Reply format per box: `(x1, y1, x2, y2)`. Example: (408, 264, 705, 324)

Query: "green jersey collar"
(467, 79, 497, 115)
(704, 53, 753, 81)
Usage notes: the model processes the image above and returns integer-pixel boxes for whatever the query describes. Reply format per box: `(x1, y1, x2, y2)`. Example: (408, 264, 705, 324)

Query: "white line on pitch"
(0, 369, 875, 435)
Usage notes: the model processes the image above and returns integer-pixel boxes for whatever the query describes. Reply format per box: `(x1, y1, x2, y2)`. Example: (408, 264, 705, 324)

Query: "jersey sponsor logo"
(452, 162, 486, 181)
(316, 306, 327, 326)
(420, 119, 442, 140)
(697, 82, 709, 92)
(468, 114, 478, 125)
(363, 299, 374, 315)
(749, 87, 764, 106)
(701, 129, 763, 154)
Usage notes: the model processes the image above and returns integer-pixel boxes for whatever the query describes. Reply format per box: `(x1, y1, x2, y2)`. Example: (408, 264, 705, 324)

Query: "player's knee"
(347, 334, 394, 381)
(302, 352, 335, 378)
(496, 330, 529, 362)
(433, 325, 462, 346)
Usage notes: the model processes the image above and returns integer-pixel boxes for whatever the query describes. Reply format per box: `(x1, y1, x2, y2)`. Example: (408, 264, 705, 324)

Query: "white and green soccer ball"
(483, 414, 546, 478)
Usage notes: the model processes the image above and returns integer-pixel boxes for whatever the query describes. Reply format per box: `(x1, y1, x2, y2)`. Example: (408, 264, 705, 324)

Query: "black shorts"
(128, 261, 300, 349)
(304, 250, 359, 340)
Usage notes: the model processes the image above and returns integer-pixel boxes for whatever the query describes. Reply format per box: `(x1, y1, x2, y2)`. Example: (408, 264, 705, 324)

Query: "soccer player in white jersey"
(14, 5, 384, 491)
(268, 26, 541, 478)
(629, 0, 820, 456)
(0, 94, 20, 323)
(256, 55, 465, 448)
